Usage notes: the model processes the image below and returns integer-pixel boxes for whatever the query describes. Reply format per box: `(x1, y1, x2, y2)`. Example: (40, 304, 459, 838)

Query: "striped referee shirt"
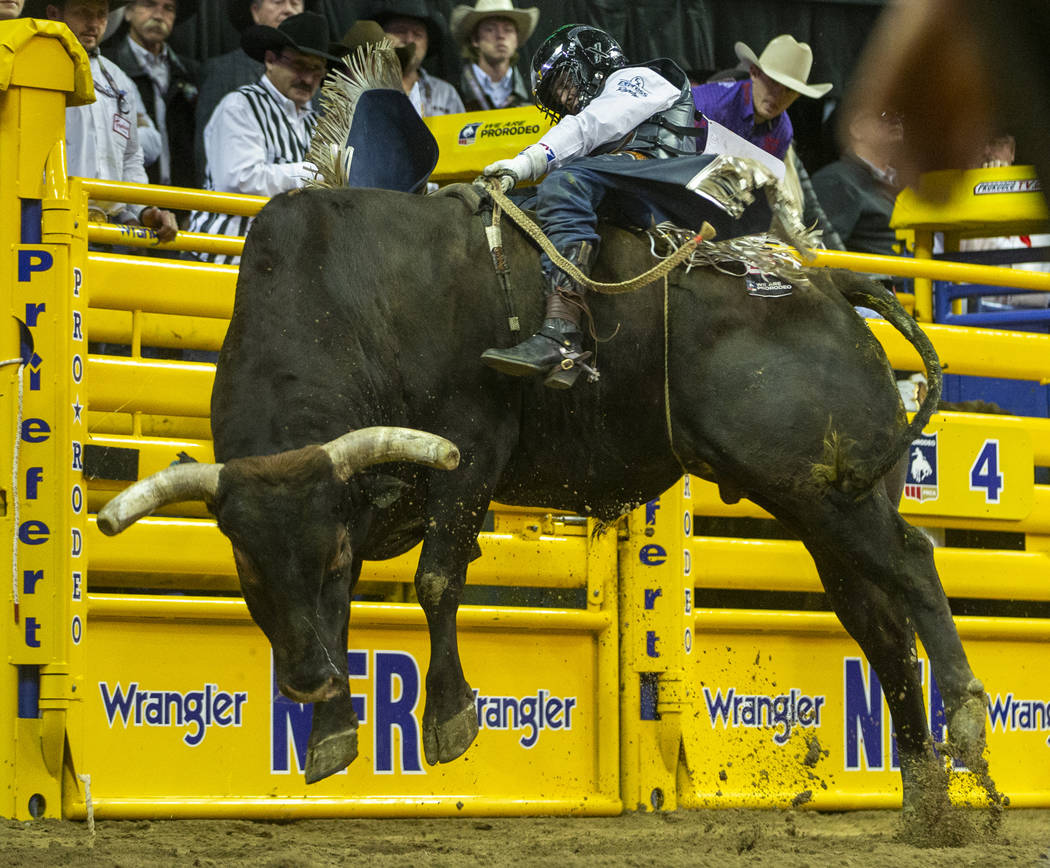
(189, 75, 317, 263)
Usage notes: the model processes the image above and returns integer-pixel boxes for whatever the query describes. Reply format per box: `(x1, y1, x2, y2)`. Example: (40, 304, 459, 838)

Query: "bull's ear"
(97, 463, 223, 535)
(362, 474, 410, 509)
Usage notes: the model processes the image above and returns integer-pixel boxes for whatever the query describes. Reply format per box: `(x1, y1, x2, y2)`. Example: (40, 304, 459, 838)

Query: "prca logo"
(904, 433, 938, 503)
(459, 122, 482, 145)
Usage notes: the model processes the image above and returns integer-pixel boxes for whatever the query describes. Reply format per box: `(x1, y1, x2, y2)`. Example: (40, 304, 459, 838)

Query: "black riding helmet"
(530, 24, 627, 123)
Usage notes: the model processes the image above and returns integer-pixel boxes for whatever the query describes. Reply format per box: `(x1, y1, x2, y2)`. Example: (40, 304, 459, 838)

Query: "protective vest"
(627, 59, 697, 159)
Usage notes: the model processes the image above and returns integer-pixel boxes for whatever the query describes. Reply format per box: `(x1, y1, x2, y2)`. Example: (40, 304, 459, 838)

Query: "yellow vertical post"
(586, 518, 622, 808)
(619, 476, 693, 811)
(912, 230, 934, 322)
(0, 21, 92, 820)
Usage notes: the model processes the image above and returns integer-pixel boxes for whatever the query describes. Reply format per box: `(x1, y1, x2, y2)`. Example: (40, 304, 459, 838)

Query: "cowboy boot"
(481, 241, 596, 389)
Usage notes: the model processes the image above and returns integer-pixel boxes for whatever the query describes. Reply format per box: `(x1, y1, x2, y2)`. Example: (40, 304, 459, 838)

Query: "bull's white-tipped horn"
(321, 426, 460, 481)
(96, 462, 223, 536)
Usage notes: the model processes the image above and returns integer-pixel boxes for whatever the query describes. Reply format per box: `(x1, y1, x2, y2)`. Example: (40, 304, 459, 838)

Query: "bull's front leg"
(304, 558, 362, 784)
(305, 688, 360, 784)
(414, 525, 481, 765)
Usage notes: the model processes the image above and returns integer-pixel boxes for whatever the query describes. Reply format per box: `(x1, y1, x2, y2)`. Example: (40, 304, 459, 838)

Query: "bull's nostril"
(279, 672, 344, 704)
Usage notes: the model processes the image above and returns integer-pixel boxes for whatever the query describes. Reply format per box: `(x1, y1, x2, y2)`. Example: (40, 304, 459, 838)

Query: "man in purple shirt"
(693, 34, 831, 159)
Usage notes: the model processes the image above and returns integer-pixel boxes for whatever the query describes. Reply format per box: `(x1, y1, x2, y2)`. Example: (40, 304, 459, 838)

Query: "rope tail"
(481, 179, 715, 294)
(838, 277, 943, 495)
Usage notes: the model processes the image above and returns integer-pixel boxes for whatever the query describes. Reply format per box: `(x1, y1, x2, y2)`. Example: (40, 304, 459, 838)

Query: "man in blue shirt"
(693, 34, 831, 159)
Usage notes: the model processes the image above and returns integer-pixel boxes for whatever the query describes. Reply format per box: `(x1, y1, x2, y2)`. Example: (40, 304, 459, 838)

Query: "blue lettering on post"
(639, 544, 667, 566)
(23, 570, 44, 594)
(646, 630, 660, 658)
(844, 657, 884, 770)
(25, 467, 43, 499)
(645, 498, 660, 525)
(373, 651, 423, 774)
(21, 419, 51, 443)
(24, 302, 46, 326)
(28, 353, 42, 392)
(18, 251, 53, 282)
(643, 588, 662, 609)
(25, 617, 41, 648)
(18, 521, 49, 544)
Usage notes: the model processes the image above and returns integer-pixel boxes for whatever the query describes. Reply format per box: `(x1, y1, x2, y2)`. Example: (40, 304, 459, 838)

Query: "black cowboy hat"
(364, 0, 448, 59)
(23, 0, 131, 19)
(227, 0, 321, 34)
(242, 11, 348, 64)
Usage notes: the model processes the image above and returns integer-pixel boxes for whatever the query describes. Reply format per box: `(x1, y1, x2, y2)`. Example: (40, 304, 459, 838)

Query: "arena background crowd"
(167, 0, 888, 174)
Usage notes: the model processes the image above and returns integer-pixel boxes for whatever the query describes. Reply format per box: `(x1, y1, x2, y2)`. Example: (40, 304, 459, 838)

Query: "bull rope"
(662, 276, 687, 469)
(481, 179, 714, 294)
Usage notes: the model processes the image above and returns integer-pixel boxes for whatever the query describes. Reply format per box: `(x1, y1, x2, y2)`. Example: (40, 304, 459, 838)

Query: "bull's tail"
(836, 275, 942, 495)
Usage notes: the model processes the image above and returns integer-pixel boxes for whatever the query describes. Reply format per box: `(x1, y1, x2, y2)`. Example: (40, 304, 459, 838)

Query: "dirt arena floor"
(2, 809, 1048, 867)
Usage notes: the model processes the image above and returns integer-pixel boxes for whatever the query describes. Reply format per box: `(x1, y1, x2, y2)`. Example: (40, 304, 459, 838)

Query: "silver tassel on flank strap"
(647, 218, 824, 290)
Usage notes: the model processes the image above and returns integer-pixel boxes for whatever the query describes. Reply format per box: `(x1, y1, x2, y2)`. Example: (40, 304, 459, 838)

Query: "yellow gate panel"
(679, 611, 1050, 810)
(70, 596, 619, 818)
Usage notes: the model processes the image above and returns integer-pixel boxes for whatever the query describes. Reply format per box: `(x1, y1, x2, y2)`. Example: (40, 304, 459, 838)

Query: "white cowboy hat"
(734, 34, 832, 99)
(450, 0, 538, 49)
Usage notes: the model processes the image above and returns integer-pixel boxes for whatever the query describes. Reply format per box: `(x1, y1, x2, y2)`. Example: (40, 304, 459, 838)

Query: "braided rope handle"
(479, 178, 716, 295)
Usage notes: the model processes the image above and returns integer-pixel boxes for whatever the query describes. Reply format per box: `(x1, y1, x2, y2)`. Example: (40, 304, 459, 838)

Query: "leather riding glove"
(482, 144, 550, 192)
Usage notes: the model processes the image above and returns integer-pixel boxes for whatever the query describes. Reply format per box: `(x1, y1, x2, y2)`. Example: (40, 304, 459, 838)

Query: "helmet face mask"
(531, 24, 626, 123)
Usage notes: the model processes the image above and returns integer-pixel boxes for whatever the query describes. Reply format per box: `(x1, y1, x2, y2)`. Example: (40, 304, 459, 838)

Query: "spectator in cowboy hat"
(450, 0, 537, 111)
(194, 0, 318, 182)
(187, 11, 345, 263)
(101, 0, 200, 191)
(367, 0, 464, 116)
(693, 34, 832, 160)
(25, 0, 178, 240)
(339, 17, 414, 71)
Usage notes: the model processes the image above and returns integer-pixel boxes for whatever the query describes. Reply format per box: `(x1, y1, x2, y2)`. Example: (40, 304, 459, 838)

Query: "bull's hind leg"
(780, 486, 996, 809)
(805, 544, 949, 820)
(413, 504, 486, 765)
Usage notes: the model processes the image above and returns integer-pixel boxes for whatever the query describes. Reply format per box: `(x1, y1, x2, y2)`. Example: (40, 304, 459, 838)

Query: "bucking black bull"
(98, 185, 998, 818)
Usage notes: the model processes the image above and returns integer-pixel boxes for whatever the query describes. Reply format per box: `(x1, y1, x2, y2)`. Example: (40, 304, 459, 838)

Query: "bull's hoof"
(423, 697, 479, 766)
(304, 726, 358, 784)
(941, 680, 1008, 820)
(945, 680, 988, 769)
(900, 751, 951, 833)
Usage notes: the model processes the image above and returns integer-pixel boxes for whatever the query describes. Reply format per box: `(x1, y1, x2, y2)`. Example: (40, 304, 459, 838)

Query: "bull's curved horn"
(321, 426, 460, 481)
(96, 463, 223, 536)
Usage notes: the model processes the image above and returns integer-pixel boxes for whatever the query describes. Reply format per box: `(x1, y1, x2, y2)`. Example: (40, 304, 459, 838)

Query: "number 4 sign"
(969, 439, 1004, 503)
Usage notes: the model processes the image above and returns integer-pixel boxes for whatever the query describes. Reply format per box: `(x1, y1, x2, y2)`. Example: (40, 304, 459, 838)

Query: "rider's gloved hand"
(482, 144, 550, 192)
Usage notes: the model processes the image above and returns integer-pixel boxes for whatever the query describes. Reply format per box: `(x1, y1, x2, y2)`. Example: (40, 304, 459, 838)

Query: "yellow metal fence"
(2, 23, 1049, 822)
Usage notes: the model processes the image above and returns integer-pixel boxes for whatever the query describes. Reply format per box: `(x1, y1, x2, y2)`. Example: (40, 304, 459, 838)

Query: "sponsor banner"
(425, 107, 548, 184)
(683, 617, 1050, 806)
(82, 614, 601, 802)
